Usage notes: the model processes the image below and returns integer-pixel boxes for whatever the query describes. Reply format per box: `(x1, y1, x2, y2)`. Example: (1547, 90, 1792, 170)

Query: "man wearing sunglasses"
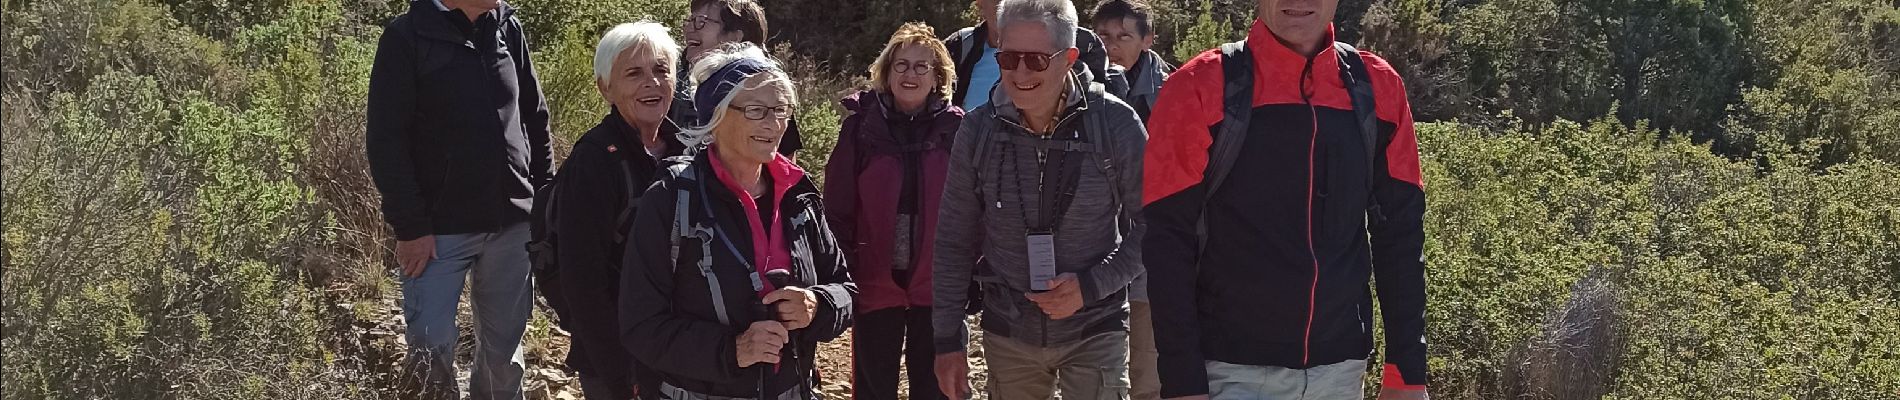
(1140, 0, 1431, 398)
(944, 0, 1115, 114)
(931, 0, 1148, 399)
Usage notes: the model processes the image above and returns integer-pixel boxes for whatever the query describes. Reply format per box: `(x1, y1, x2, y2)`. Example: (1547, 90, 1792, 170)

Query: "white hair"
(997, 0, 1078, 50)
(680, 42, 797, 146)
(593, 22, 681, 87)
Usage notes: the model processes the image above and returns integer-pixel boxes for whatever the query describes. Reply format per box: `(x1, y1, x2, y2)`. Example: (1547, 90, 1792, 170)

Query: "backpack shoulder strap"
(1197, 40, 1254, 254)
(611, 155, 642, 244)
(1082, 86, 1125, 213)
(1333, 42, 1385, 222)
(664, 158, 696, 272)
(1206, 40, 1254, 200)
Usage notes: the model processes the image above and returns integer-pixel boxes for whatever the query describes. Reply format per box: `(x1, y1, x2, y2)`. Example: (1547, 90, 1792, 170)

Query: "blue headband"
(692, 57, 772, 128)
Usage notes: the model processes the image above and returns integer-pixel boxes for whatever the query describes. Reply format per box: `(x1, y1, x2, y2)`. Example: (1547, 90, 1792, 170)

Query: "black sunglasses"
(996, 50, 1063, 72)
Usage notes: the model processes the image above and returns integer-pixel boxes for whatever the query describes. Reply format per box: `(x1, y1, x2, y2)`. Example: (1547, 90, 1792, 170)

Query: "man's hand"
(1377, 387, 1429, 400)
(934, 351, 971, 399)
(763, 287, 817, 330)
(1024, 273, 1083, 319)
(736, 321, 788, 367)
(396, 235, 436, 278)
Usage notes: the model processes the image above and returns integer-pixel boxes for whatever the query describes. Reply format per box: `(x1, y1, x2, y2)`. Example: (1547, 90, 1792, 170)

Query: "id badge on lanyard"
(1026, 231, 1057, 292)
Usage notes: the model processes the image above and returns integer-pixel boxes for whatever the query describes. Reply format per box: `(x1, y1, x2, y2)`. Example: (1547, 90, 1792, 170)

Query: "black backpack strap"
(1081, 87, 1126, 223)
(665, 159, 696, 272)
(1333, 42, 1385, 223)
(612, 156, 642, 244)
(1198, 40, 1254, 255)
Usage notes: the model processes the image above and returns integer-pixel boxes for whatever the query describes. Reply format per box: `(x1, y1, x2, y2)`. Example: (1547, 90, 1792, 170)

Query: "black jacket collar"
(408, 0, 515, 47)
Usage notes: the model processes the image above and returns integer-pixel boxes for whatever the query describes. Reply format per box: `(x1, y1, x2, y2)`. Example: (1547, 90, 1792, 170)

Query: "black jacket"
(619, 154, 855, 399)
(944, 22, 1113, 108)
(550, 111, 684, 398)
(366, 0, 553, 240)
(1142, 22, 1429, 397)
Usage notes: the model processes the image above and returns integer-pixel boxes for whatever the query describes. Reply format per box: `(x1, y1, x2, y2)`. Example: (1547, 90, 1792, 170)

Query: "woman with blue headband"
(617, 42, 856, 400)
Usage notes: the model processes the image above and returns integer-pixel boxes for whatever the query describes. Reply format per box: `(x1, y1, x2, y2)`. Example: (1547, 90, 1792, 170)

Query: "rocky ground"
(346, 294, 990, 400)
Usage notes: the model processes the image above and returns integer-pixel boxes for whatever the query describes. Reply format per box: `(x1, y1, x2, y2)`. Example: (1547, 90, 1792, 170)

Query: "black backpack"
(1197, 40, 1382, 254)
(527, 150, 645, 314)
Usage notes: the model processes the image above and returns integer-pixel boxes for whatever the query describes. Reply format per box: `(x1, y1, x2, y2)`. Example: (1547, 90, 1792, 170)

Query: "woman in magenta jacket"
(822, 22, 964, 400)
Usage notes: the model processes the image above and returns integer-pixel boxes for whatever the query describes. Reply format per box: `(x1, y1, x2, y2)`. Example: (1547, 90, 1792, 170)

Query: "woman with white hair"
(618, 42, 856, 400)
(540, 21, 688, 400)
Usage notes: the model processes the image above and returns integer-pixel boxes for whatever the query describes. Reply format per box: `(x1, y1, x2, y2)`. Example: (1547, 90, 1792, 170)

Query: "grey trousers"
(400, 222, 532, 400)
(1204, 359, 1367, 400)
(982, 331, 1131, 400)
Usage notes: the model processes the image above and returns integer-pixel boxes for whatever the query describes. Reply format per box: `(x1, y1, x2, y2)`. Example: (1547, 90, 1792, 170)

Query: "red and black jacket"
(1141, 21, 1429, 397)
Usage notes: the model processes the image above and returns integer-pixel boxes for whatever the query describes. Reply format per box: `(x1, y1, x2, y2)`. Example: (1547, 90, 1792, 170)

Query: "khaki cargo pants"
(981, 331, 1130, 400)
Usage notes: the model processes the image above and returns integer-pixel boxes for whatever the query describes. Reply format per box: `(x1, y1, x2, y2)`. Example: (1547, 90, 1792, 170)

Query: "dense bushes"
(1415, 117, 1900, 398)
(3, 0, 390, 397)
(1350, 0, 1899, 165)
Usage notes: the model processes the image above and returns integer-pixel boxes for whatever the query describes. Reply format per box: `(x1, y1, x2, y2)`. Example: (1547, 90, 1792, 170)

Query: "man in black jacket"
(365, 1, 551, 399)
(549, 22, 687, 400)
(1140, 0, 1430, 398)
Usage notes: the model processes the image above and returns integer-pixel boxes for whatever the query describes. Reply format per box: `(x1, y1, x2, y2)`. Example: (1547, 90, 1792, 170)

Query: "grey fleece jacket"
(932, 78, 1147, 352)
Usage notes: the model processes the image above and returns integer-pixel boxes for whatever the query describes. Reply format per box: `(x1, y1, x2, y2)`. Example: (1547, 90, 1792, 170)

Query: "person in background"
(931, 0, 1148, 398)
(944, 0, 1116, 112)
(618, 42, 856, 400)
(1141, 0, 1432, 398)
(544, 21, 687, 400)
(677, 0, 804, 158)
(1091, 0, 1172, 120)
(824, 22, 964, 400)
(365, 0, 550, 398)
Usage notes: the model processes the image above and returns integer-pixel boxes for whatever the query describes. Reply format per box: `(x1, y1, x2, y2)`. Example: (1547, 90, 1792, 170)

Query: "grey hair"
(996, 0, 1078, 50)
(680, 42, 796, 146)
(593, 22, 680, 87)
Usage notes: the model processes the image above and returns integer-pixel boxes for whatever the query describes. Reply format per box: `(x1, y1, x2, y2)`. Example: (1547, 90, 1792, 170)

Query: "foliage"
(1413, 116, 1900, 398)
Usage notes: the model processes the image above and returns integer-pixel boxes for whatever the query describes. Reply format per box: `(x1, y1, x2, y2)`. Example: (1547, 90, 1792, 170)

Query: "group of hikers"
(364, 0, 1430, 399)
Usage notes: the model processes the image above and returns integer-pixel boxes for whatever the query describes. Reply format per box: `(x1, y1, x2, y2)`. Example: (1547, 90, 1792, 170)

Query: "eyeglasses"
(890, 60, 934, 76)
(684, 14, 720, 31)
(996, 50, 1063, 72)
(729, 104, 795, 120)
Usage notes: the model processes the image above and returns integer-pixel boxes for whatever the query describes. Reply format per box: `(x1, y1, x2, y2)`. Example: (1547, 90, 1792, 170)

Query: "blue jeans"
(402, 221, 532, 400)
(1204, 359, 1366, 400)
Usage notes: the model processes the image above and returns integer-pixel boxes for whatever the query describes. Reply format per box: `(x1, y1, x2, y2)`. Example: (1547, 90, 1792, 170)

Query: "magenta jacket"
(823, 90, 964, 312)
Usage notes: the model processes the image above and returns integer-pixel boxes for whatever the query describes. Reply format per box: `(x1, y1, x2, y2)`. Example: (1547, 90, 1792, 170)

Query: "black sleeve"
(1142, 186, 1210, 398)
(801, 191, 856, 341)
(365, 22, 431, 241)
(1370, 109, 1430, 387)
(507, 18, 554, 187)
(620, 179, 745, 383)
(1073, 28, 1112, 85)
(554, 150, 633, 393)
(777, 118, 804, 157)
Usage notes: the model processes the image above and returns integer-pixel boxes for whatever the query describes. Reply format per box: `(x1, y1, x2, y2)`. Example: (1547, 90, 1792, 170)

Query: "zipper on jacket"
(1298, 54, 1321, 367)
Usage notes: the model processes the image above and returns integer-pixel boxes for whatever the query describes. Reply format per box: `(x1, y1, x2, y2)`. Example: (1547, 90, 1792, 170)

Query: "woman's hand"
(735, 321, 788, 367)
(763, 287, 817, 330)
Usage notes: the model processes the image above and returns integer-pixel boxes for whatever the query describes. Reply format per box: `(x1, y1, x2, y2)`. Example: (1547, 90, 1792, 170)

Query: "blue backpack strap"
(1333, 41, 1385, 222)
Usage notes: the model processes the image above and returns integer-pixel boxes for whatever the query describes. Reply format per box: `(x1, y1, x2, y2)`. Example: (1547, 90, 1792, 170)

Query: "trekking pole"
(762, 269, 806, 399)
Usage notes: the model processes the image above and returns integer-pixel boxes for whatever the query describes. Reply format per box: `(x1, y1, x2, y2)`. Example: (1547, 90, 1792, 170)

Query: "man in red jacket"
(1140, 0, 1430, 399)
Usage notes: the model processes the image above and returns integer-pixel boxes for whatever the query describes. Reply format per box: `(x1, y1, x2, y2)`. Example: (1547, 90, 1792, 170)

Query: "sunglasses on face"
(729, 104, 795, 121)
(890, 60, 935, 76)
(996, 50, 1064, 72)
